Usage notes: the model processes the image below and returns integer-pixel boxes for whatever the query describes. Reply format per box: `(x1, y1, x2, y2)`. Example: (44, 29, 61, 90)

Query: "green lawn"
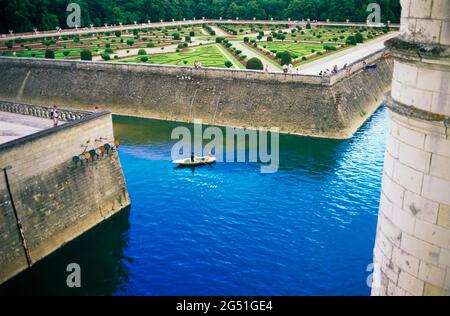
(115, 44, 232, 68)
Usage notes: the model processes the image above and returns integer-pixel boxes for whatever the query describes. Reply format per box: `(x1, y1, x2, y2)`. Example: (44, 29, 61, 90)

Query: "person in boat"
(191, 152, 195, 162)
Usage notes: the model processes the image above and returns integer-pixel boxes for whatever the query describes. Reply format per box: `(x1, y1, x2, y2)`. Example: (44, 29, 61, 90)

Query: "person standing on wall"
(50, 106, 59, 127)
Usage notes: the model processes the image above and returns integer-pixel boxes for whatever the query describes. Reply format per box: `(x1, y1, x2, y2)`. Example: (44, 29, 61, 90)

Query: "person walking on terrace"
(50, 106, 59, 127)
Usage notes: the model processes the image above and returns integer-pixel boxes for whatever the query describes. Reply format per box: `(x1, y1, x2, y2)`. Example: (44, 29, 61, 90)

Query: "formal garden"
(0, 22, 393, 71)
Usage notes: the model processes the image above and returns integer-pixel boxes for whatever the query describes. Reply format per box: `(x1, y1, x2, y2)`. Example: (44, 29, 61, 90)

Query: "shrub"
(101, 54, 110, 61)
(189, 31, 195, 37)
(355, 33, 364, 43)
(346, 35, 357, 45)
(183, 60, 188, 65)
(105, 43, 111, 48)
(246, 57, 264, 70)
(243, 37, 249, 42)
(62, 50, 70, 57)
(173, 32, 181, 40)
(216, 37, 224, 43)
(225, 61, 233, 68)
(133, 29, 139, 36)
(114, 55, 119, 59)
(185, 36, 191, 42)
(80, 49, 92, 61)
(232, 31, 237, 35)
(235, 50, 242, 55)
(45, 50, 55, 59)
(140, 56, 149, 62)
(323, 45, 337, 51)
(177, 43, 184, 49)
(210, 31, 215, 35)
(6, 41, 13, 49)
(267, 36, 273, 42)
(306, 23, 311, 29)
(138, 49, 147, 55)
(276, 51, 283, 59)
(147, 42, 155, 48)
(127, 39, 134, 46)
(280, 51, 292, 65)
(105, 48, 113, 54)
(115, 30, 121, 37)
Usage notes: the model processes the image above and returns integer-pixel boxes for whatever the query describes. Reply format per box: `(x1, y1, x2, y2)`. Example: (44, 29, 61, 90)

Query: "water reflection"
(0, 207, 131, 296)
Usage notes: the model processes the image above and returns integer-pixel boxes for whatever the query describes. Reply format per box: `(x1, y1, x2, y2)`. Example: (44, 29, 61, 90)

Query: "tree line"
(0, 0, 401, 34)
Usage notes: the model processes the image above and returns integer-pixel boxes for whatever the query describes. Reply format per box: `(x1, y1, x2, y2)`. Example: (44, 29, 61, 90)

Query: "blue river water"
(0, 106, 388, 296)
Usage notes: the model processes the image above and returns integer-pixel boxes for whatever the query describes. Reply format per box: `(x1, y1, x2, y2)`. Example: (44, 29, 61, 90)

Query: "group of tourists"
(282, 63, 295, 74)
(319, 64, 339, 76)
(50, 105, 101, 128)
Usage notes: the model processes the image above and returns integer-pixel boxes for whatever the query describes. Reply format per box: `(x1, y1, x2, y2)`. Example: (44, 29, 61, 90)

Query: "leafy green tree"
(355, 33, 364, 43)
(346, 35, 357, 45)
(280, 51, 292, 65)
(80, 49, 92, 61)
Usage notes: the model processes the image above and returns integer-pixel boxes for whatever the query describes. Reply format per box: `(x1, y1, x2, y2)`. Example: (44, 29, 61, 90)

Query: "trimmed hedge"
(246, 57, 264, 70)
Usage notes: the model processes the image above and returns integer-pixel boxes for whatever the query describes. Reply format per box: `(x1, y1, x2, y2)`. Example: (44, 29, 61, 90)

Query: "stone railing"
(0, 100, 91, 121)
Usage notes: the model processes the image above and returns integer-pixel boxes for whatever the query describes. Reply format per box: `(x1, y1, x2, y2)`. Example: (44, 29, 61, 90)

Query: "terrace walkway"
(298, 32, 397, 75)
(0, 111, 55, 144)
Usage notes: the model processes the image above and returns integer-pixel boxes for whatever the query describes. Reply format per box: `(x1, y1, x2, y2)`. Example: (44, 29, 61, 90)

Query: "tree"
(45, 50, 55, 59)
(346, 35, 357, 45)
(246, 57, 264, 70)
(355, 33, 364, 43)
(280, 51, 292, 65)
(225, 61, 232, 68)
(80, 49, 92, 61)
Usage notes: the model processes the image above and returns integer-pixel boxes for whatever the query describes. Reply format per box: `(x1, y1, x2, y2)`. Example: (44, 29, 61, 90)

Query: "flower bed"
(220, 42, 247, 66)
(244, 41, 347, 66)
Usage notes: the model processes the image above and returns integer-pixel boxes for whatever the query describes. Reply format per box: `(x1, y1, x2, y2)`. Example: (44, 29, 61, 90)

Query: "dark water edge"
(0, 106, 388, 296)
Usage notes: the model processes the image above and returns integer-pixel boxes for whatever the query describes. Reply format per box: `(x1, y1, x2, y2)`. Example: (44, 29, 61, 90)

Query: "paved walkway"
(209, 25, 228, 37)
(297, 32, 397, 75)
(232, 42, 279, 72)
(0, 111, 57, 144)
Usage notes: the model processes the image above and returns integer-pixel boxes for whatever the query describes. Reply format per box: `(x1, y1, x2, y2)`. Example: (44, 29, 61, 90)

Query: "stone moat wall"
(0, 102, 130, 284)
(0, 53, 393, 139)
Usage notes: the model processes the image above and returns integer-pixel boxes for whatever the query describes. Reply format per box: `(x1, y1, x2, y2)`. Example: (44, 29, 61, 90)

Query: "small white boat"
(173, 156, 216, 166)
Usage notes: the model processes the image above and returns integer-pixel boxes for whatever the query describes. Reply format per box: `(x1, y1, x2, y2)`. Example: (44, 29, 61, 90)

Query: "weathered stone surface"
(0, 110, 130, 284)
(0, 55, 393, 139)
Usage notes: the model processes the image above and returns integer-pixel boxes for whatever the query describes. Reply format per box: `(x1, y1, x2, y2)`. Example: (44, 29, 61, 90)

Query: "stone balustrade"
(0, 100, 91, 122)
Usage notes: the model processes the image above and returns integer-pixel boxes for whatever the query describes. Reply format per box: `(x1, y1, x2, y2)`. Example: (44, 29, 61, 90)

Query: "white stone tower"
(372, 0, 450, 296)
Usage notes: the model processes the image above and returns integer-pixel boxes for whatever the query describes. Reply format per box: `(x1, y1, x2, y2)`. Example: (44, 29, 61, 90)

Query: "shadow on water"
(0, 207, 131, 296)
